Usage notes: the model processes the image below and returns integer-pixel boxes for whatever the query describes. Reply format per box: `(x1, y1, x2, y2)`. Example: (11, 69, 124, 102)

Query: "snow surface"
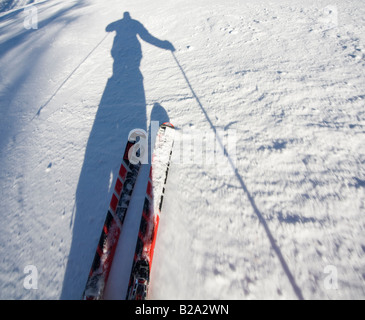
(0, 0, 364, 300)
(0, 0, 40, 14)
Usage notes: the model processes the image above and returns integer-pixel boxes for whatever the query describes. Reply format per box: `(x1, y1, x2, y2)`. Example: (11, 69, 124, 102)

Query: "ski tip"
(161, 122, 175, 129)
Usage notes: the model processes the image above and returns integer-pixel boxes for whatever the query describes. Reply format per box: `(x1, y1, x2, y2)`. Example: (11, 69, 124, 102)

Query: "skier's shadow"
(61, 12, 174, 299)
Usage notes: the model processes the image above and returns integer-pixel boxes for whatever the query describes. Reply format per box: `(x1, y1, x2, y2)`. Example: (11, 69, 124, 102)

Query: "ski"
(126, 122, 175, 300)
(82, 134, 143, 300)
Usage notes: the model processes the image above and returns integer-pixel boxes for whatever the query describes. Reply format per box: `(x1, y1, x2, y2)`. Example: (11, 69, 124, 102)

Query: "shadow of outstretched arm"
(137, 23, 175, 51)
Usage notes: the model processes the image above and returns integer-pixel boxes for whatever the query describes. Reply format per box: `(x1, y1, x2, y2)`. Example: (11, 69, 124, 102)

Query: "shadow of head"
(151, 103, 170, 125)
(124, 11, 131, 19)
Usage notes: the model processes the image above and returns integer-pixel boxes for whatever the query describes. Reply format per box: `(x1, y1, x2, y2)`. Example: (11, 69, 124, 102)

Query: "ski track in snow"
(0, 0, 364, 299)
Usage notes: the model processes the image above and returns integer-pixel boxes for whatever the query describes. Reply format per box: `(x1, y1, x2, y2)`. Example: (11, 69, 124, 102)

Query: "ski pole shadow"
(60, 12, 174, 299)
(171, 51, 305, 300)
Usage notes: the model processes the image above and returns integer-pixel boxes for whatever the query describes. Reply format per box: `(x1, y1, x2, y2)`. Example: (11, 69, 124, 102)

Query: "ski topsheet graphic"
(82, 130, 146, 300)
(126, 122, 175, 300)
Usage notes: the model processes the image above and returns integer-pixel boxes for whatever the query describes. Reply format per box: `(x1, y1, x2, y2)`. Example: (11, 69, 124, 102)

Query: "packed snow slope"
(0, 0, 364, 300)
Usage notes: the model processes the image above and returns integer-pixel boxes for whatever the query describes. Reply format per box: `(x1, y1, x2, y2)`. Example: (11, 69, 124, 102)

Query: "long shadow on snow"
(0, 1, 86, 155)
(60, 12, 174, 299)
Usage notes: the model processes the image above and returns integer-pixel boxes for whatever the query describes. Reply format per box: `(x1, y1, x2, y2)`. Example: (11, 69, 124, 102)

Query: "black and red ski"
(126, 122, 175, 300)
(82, 132, 144, 300)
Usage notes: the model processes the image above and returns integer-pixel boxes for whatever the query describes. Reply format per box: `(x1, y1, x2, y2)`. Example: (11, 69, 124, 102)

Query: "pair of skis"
(82, 123, 175, 300)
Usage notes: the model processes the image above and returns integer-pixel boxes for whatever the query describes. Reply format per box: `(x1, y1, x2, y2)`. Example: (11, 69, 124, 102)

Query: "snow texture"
(0, 0, 364, 300)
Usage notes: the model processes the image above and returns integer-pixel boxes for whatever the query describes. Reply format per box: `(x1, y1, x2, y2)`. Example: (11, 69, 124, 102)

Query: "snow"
(0, 1, 39, 13)
(0, 0, 364, 300)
